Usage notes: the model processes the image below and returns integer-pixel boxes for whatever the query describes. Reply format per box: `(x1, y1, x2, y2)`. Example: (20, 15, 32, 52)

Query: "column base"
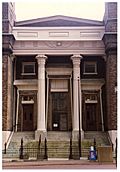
(72, 130, 84, 141)
(35, 130, 47, 141)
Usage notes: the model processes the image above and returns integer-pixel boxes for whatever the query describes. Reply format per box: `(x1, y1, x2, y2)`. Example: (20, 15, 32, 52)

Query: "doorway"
(85, 103, 97, 131)
(22, 104, 33, 131)
(52, 92, 68, 131)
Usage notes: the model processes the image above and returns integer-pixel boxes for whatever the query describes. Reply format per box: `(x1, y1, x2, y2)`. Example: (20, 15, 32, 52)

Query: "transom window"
(84, 61, 97, 74)
(21, 62, 35, 75)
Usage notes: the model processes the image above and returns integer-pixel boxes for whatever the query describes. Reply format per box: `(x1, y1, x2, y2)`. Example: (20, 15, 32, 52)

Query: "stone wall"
(103, 2, 117, 130)
(2, 2, 15, 131)
(2, 55, 8, 130)
(106, 52, 117, 130)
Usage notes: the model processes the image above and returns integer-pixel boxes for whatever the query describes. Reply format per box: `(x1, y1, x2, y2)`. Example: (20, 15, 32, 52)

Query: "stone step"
(84, 131, 110, 145)
(46, 140, 79, 159)
(11, 132, 35, 142)
(3, 132, 35, 159)
(47, 131, 71, 141)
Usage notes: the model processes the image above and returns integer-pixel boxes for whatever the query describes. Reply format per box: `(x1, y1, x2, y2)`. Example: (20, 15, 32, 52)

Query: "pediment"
(15, 15, 103, 27)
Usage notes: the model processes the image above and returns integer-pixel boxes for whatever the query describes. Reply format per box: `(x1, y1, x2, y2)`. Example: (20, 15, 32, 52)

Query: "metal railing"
(4, 131, 13, 154)
(19, 135, 48, 160)
(115, 138, 117, 167)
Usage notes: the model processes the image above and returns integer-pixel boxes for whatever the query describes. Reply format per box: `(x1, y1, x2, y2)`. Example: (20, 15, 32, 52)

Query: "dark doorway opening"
(85, 103, 97, 131)
(52, 92, 68, 131)
(23, 104, 33, 131)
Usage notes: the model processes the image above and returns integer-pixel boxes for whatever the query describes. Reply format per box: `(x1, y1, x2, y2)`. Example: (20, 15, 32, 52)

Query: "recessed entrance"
(47, 76, 72, 131)
(52, 92, 68, 131)
(85, 103, 97, 131)
(23, 104, 33, 131)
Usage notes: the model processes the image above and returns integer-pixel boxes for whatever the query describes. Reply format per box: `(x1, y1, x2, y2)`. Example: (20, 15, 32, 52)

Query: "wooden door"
(85, 103, 97, 131)
(23, 104, 33, 131)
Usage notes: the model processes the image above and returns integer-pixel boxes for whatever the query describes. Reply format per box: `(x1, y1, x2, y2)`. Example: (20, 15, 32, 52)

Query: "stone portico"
(2, 2, 117, 153)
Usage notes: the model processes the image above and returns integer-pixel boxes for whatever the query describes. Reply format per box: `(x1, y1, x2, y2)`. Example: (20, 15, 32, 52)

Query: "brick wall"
(2, 2, 15, 131)
(2, 55, 8, 130)
(2, 3, 15, 33)
(104, 2, 117, 32)
(103, 2, 117, 131)
(106, 52, 117, 130)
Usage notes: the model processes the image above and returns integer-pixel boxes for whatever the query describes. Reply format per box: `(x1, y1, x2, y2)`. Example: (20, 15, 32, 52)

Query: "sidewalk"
(2, 159, 117, 169)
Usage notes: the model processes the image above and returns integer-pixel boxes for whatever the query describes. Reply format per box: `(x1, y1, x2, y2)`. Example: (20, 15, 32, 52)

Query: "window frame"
(83, 61, 97, 75)
(21, 62, 36, 75)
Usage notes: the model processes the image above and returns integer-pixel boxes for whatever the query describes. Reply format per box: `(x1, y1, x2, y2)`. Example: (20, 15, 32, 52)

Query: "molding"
(46, 67, 72, 76)
(81, 79, 105, 90)
(13, 40, 105, 50)
(13, 40, 105, 55)
(85, 100, 98, 103)
(14, 79, 38, 90)
(13, 49, 105, 55)
(21, 100, 34, 104)
(15, 15, 103, 26)
(13, 26, 105, 41)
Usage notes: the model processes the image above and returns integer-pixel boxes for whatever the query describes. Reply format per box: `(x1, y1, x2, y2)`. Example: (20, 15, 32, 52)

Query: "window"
(84, 61, 97, 74)
(21, 62, 35, 75)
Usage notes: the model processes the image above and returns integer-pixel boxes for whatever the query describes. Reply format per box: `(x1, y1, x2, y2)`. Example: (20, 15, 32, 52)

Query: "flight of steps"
(2, 132, 35, 159)
(81, 131, 111, 157)
(3, 131, 111, 160)
(47, 131, 72, 159)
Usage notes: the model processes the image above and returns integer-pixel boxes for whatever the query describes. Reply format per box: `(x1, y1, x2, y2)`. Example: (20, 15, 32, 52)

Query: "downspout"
(15, 89, 19, 132)
(46, 75, 49, 128)
(100, 88, 104, 131)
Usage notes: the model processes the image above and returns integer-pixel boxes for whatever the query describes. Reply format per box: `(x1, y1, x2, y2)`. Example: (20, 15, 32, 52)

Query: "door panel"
(86, 104, 97, 131)
(23, 104, 33, 131)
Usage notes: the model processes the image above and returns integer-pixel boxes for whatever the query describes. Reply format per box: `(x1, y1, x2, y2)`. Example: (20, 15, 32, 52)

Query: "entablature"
(12, 26, 105, 41)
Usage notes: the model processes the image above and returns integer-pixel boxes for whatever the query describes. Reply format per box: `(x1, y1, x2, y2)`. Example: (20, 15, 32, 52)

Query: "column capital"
(36, 54, 47, 65)
(71, 54, 82, 65)
(10, 54, 16, 61)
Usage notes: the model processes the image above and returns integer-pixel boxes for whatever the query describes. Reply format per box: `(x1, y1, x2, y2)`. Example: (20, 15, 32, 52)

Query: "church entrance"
(47, 78, 72, 131)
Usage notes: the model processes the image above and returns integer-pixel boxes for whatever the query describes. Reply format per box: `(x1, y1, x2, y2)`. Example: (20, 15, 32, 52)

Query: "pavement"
(2, 159, 117, 169)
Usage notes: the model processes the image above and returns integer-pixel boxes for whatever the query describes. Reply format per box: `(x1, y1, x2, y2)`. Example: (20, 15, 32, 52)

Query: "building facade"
(2, 2, 117, 151)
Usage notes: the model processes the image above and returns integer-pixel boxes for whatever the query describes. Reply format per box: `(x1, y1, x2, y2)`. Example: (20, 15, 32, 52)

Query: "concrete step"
(84, 131, 110, 145)
(47, 131, 71, 141)
(47, 141, 70, 158)
(3, 132, 35, 159)
(11, 132, 35, 143)
(46, 140, 79, 159)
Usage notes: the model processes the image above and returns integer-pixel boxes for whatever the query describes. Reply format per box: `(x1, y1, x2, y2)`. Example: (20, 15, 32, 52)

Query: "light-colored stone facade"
(2, 2, 117, 151)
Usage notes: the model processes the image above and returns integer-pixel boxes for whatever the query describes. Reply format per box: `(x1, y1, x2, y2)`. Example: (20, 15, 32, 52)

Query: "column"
(71, 54, 83, 139)
(35, 54, 47, 139)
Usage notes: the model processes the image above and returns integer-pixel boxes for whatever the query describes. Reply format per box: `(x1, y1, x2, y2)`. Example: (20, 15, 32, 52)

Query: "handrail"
(69, 137, 72, 159)
(44, 137, 48, 159)
(37, 135, 41, 159)
(115, 138, 117, 167)
(4, 131, 13, 154)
